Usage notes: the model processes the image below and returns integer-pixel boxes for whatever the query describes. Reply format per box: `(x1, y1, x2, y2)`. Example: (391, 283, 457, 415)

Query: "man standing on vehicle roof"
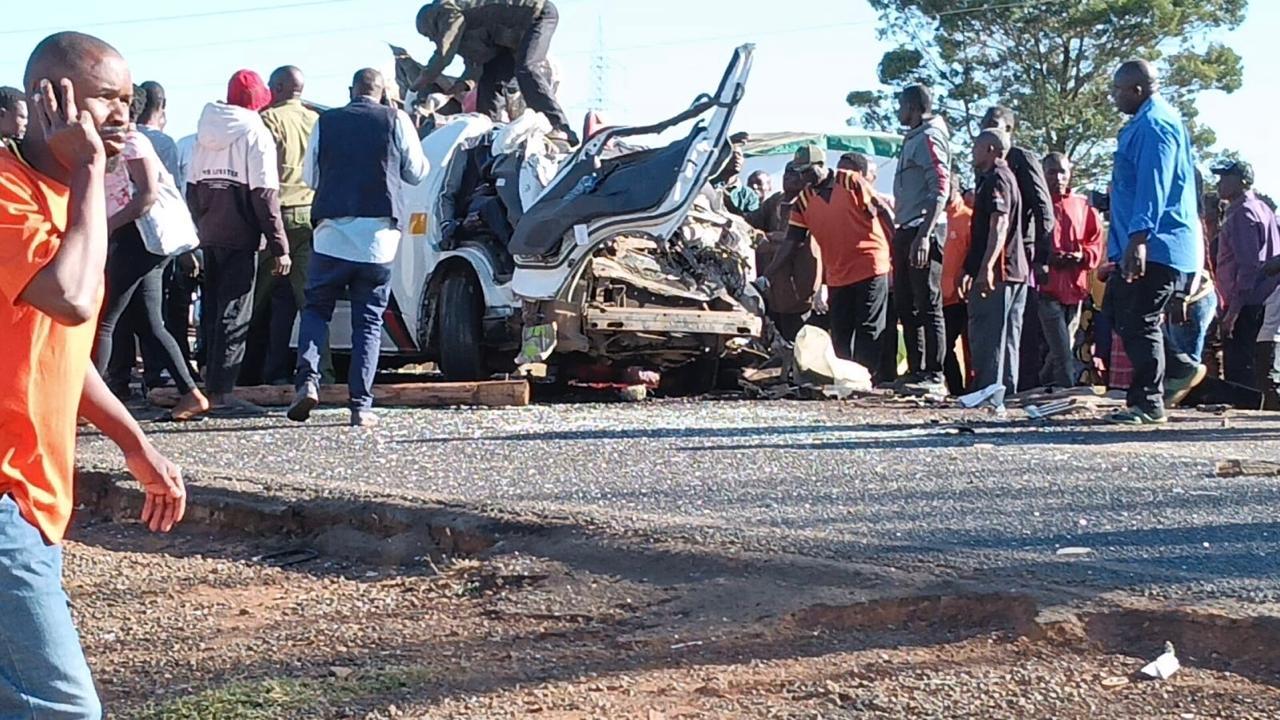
(891, 84, 951, 395)
(288, 69, 429, 428)
(412, 0, 579, 145)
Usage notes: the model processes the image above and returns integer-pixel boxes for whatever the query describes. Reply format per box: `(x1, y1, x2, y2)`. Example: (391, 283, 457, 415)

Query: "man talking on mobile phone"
(0, 31, 187, 718)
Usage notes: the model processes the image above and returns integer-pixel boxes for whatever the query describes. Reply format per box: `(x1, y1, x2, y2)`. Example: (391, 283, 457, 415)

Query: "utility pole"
(588, 14, 610, 114)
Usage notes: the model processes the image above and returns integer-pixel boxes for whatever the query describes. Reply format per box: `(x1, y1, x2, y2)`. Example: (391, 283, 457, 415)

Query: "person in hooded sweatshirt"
(891, 84, 951, 396)
(187, 70, 290, 415)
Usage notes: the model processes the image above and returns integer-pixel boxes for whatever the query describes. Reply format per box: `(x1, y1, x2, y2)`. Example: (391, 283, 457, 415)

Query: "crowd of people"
(742, 62, 1280, 422)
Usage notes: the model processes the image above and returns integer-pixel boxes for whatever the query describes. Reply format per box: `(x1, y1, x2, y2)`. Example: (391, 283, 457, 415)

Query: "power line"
(127, 21, 404, 56)
(0, 0, 354, 37)
(558, 18, 877, 57)
(553, 0, 1072, 57)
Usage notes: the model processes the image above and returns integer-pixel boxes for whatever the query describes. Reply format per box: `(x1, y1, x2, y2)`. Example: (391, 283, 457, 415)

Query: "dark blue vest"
(311, 97, 399, 224)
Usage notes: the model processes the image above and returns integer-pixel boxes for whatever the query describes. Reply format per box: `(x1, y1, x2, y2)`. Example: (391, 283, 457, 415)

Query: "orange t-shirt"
(941, 198, 974, 307)
(0, 149, 98, 544)
(789, 169, 891, 288)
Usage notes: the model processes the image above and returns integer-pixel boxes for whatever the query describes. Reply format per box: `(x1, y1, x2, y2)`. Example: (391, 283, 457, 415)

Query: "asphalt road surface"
(77, 400, 1280, 608)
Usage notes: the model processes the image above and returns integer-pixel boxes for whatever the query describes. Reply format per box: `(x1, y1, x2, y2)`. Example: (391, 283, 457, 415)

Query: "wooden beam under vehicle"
(583, 306, 763, 337)
(148, 380, 531, 409)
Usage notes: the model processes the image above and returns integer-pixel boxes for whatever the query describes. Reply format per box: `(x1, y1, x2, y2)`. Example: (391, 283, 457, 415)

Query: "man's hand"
(124, 442, 186, 533)
(812, 287, 830, 315)
(910, 231, 929, 270)
(960, 274, 974, 300)
(1034, 264, 1050, 287)
(1122, 234, 1148, 282)
(977, 267, 997, 297)
(1222, 306, 1241, 340)
(33, 77, 107, 169)
(273, 254, 292, 277)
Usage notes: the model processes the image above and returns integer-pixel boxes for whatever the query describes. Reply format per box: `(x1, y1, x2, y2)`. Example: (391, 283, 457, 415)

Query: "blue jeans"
(0, 497, 100, 719)
(294, 253, 393, 410)
(1164, 287, 1217, 365)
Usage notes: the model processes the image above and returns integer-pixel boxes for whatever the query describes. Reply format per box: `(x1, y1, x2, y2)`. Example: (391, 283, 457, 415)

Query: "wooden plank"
(148, 380, 530, 409)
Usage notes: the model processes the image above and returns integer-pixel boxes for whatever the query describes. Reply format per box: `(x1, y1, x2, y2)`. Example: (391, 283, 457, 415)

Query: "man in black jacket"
(981, 106, 1055, 390)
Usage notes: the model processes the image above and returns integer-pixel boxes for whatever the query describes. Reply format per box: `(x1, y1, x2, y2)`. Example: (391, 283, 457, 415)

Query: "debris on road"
(1140, 642, 1181, 680)
(1100, 675, 1131, 689)
(959, 383, 1002, 409)
(1215, 459, 1280, 478)
(1055, 547, 1092, 557)
(739, 326, 873, 400)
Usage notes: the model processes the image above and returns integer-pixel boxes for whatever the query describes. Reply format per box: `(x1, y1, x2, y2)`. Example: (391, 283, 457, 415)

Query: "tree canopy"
(847, 0, 1247, 184)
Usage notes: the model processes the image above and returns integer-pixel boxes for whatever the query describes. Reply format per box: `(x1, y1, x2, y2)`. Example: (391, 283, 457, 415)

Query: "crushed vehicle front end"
(508, 44, 763, 377)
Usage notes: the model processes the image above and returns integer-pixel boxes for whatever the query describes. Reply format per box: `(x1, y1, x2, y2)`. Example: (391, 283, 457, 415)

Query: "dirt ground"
(63, 517, 1280, 720)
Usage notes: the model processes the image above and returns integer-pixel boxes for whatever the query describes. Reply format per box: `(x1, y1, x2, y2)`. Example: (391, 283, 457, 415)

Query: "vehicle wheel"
(438, 270, 486, 381)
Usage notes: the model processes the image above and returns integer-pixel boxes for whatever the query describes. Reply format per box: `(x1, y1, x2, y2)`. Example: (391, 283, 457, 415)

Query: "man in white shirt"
(288, 68, 429, 427)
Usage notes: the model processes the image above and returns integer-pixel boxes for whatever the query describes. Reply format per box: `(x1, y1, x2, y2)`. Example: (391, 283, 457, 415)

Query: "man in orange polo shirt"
(766, 145, 893, 376)
(1, 32, 186, 718)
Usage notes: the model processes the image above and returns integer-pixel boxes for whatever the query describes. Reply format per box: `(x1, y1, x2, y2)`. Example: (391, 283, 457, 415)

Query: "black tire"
(438, 270, 486, 381)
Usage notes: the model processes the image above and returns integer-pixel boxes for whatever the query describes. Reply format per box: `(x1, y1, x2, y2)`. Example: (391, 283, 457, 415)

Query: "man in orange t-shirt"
(766, 145, 893, 376)
(941, 186, 974, 395)
(1, 32, 186, 718)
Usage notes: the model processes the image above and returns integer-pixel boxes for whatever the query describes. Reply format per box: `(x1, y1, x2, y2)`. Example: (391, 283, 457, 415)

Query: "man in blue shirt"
(1106, 60, 1205, 425)
(288, 69, 430, 427)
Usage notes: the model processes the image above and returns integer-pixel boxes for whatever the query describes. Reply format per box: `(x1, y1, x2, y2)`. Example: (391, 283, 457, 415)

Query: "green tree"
(848, 0, 1247, 184)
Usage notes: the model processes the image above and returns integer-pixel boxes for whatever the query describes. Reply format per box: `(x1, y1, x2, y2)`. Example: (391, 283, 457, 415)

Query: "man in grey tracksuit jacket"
(892, 85, 952, 390)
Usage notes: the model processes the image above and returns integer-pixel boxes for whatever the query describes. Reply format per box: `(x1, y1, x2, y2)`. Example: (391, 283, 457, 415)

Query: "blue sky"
(0, 0, 1275, 188)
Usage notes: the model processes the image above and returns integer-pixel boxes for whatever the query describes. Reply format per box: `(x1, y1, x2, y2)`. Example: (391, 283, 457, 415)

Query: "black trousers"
(1223, 304, 1266, 388)
(120, 257, 199, 388)
(892, 228, 945, 378)
(769, 312, 806, 343)
(476, 1, 572, 134)
(95, 224, 198, 396)
(1105, 262, 1198, 414)
(943, 302, 969, 396)
(201, 246, 257, 396)
(829, 273, 889, 375)
(165, 255, 200, 376)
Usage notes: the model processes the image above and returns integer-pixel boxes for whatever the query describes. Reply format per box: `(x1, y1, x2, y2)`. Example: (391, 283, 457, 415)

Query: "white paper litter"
(1140, 642, 1180, 680)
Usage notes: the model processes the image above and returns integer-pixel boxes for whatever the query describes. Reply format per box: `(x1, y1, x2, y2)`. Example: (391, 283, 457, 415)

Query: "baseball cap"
(227, 69, 270, 112)
(792, 144, 827, 171)
(1211, 159, 1254, 186)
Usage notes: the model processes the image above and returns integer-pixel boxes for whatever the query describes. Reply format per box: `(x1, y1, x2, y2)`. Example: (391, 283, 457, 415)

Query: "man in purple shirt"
(1213, 159, 1280, 388)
